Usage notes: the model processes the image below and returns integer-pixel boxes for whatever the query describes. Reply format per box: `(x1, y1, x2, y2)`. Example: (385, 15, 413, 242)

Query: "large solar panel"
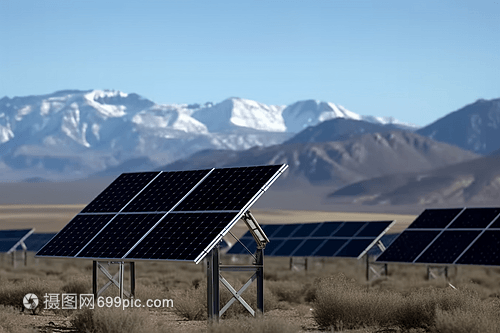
(227, 221, 395, 259)
(36, 165, 287, 263)
(376, 207, 500, 266)
(0, 229, 34, 253)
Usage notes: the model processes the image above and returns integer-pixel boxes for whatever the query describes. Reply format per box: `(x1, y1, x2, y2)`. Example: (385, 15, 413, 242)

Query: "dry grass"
(206, 316, 300, 333)
(71, 306, 155, 333)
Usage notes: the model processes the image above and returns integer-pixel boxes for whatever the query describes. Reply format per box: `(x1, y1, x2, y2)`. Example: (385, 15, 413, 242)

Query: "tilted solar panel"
(227, 221, 395, 259)
(36, 164, 287, 263)
(0, 229, 34, 253)
(376, 207, 500, 266)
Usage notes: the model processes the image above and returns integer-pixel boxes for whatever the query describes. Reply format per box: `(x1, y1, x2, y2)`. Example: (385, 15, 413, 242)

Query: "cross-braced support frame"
(207, 211, 266, 322)
(92, 261, 135, 299)
(365, 240, 388, 282)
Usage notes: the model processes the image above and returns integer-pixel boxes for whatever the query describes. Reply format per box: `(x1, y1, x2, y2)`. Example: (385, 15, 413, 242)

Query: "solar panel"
(376, 207, 500, 266)
(36, 164, 287, 263)
(0, 229, 34, 253)
(173, 165, 283, 211)
(23, 233, 57, 252)
(82, 172, 160, 213)
(227, 221, 395, 259)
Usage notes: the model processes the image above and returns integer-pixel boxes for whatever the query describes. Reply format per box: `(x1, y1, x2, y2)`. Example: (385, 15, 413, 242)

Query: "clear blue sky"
(1, 0, 498, 126)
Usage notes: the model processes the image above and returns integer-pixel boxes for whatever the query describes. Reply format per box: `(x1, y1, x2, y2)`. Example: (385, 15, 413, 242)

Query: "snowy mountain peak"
(192, 97, 286, 132)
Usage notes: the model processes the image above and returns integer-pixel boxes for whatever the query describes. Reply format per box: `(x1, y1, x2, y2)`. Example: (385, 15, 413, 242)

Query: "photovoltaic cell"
(448, 208, 500, 229)
(123, 170, 210, 212)
(336, 239, 375, 257)
(125, 212, 238, 261)
(314, 239, 348, 256)
(311, 222, 343, 237)
(376, 231, 440, 263)
(37, 215, 114, 257)
(82, 172, 159, 213)
(173, 165, 282, 211)
(292, 239, 326, 257)
(358, 221, 393, 237)
(24, 233, 57, 252)
(407, 208, 462, 229)
(76, 214, 165, 259)
(415, 231, 481, 264)
(456, 231, 500, 266)
(333, 222, 366, 237)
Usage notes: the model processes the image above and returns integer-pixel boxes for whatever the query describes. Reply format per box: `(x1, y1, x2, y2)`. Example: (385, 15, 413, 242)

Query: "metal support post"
(93, 261, 98, 297)
(130, 262, 135, 298)
(119, 262, 124, 300)
(207, 246, 220, 322)
(256, 248, 264, 314)
(11, 251, 15, 268)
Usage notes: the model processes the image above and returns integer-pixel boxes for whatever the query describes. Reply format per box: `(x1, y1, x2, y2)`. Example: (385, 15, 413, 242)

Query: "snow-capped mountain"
(0, 89, 414, 181)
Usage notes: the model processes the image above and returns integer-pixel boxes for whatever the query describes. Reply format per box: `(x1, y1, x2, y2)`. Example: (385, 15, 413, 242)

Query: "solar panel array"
(227, 221, 394, 259)
(376, 208, 500, 266)
(36, 165, 287, 263)
(0, 229, 34, 253)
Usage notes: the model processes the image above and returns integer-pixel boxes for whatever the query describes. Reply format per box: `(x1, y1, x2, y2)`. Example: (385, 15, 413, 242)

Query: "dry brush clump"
(71, 306, 155, 333)
(312, 273, 500, 332)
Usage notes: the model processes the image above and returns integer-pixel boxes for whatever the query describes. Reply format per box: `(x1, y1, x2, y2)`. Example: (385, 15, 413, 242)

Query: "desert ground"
(1, 205, 500, 333)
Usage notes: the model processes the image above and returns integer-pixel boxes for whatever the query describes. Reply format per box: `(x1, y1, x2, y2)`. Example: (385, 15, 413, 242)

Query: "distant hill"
(417, 98, 500, 154)
(329, 153, 500, 205)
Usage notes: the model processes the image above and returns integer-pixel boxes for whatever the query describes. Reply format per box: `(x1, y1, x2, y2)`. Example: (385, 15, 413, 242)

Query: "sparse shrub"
(207, 315, 300, 333)
(267, 280, 306, 304)
(172, 284, 207, 320)
(0, 279, 54, 311)
(61, 275, 91, 295)
(71, 306, 154, 333)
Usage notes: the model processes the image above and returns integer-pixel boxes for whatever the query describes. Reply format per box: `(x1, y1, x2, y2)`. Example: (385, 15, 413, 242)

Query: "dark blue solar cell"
(415, 231, 481, 264)
(273, 224, 300, 238)
(174, 165, 283, 211)
(313, 239, 348, 257)
(125, 212, 238, 261)
(82, 172, 160, 213)
(333, 222, 366, 237)
(376, 230, 440, 263)
(273, 239, 304, 256)
(77, 213, 165, 259)
(336, 239, 375, 258)
(0, 229, 33, 253)
(264, 240, 286, 256)
(24, 233, 57, 252)
(311, 222, 343, 237)
(0, 240, 20, 253)
(448, 208, 500, 229)
(37, 214, 115, 257)
(0, 229, 33, 240)
(123, 170, 210, 212)
(456, 231, 500, 266)
(292, 239, 327, 257)
(407, 209, 462, 229)
(293, 223, 321, 237)
(357, 221, 393, 237)
(260, 225, 283, 238)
